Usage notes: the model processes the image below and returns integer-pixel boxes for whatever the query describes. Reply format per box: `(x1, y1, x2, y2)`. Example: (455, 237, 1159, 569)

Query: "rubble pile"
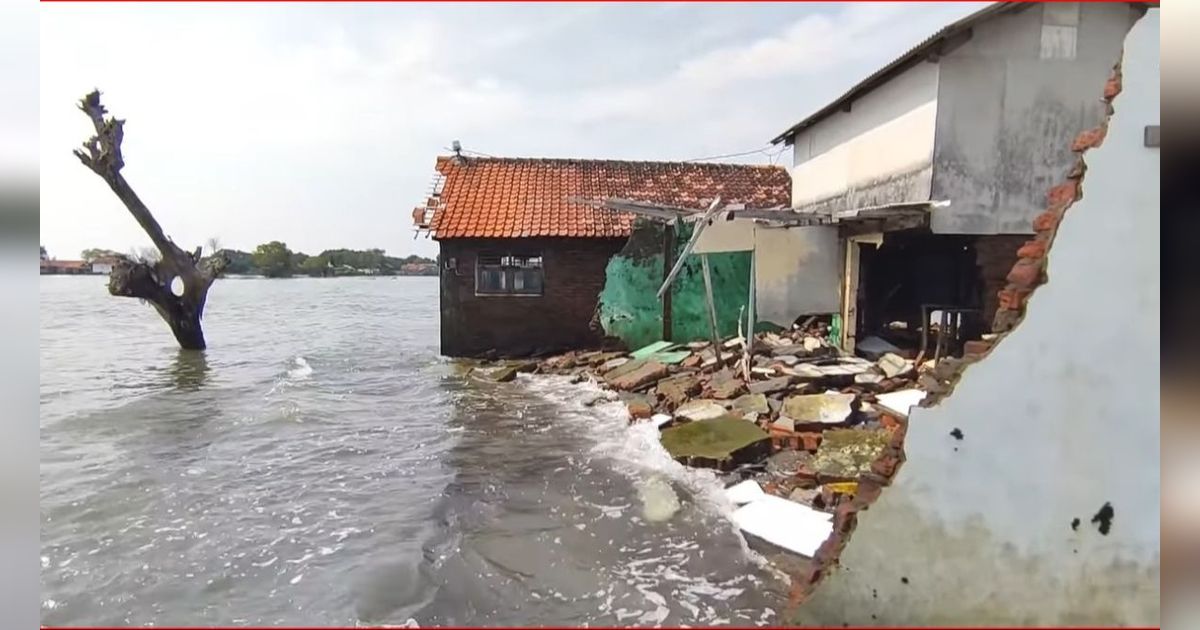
(470, 321, 958, 562)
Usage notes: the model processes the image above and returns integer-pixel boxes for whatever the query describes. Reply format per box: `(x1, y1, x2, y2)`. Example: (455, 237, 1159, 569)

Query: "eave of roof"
(766, 1, 1175, 146)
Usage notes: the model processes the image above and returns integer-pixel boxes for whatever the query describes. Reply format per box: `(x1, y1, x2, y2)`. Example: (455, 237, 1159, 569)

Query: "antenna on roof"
(452, 140, 462, 156)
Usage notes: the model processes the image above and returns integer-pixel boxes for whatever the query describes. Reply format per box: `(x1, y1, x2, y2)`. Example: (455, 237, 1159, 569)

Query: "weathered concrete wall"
(438, 237, 624, 357)
(671, 218, 841, 327)
(793, 10, 1159, 625)
(754, 226, 841, 324)
(930, 2, 1141, 234)
(598, 221, 751, 350)
(790, 61, 938, 213)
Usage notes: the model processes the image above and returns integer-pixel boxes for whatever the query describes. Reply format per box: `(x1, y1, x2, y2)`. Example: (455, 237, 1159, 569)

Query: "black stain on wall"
(1090, 502, 1115, 535)
(1070, 517, 1081, 531)
(1089, 499, 1113, 532)
(950, 427, 964, 440)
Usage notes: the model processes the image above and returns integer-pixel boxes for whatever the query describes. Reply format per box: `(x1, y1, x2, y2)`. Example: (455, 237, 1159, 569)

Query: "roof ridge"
(435, 155, 787, 170)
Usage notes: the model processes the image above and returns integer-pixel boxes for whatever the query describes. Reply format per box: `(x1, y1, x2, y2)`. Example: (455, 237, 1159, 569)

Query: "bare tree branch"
(75, 90, 227, 349)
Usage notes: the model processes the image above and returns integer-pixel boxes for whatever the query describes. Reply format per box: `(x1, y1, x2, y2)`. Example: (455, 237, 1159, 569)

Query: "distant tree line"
(79, 243, 437, 278)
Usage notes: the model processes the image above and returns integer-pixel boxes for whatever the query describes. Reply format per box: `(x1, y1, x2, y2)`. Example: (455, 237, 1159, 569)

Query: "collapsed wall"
(790, 9, 1159, 625)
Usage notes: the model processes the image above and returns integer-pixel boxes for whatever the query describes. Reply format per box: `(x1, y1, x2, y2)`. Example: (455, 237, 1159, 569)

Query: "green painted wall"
(598, 220, 752, 350)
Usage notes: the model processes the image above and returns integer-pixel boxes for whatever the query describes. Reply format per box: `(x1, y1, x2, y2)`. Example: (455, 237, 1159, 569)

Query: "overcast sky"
(40, 2, 986, 260)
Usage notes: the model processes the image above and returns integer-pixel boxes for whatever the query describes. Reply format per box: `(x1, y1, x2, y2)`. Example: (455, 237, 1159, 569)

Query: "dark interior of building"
(854, 231, 989, 359)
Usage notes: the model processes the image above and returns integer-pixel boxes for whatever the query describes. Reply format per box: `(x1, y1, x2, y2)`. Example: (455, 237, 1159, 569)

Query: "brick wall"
(438, 237, 626, 357)
(974, 234, 1027, 327)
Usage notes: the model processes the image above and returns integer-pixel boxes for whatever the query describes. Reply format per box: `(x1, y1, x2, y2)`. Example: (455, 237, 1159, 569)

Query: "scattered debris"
(659, 417, 771, 470)
(731, 494, 834, 558)
(725, 479, 767, 506)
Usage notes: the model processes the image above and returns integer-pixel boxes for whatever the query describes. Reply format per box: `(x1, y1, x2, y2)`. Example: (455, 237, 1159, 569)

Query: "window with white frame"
(476, 252, 544, 296)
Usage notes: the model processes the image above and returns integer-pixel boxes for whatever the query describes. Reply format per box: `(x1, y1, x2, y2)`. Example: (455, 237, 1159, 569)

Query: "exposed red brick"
(1006, 259, 1044, 289)
(1071, 125, 1108, 152)
(1032, 209, 1062, 233)
(429, 156, 791, 239)
(1104, 67, 1123, 100)
(1047, 181, 1080, 209)
(963, 340, 992, 356)
(799, 432, 822, 452)
(1016, 239, 1047, 260)
(997, 287, 1031, 311)
(626, 400, 653, 419)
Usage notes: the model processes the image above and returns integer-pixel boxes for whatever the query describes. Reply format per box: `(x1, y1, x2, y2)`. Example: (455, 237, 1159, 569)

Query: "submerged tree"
(73, 90, 227, 350)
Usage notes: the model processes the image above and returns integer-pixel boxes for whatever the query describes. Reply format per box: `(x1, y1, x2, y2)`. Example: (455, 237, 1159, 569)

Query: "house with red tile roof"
(416, 155, 791, 357)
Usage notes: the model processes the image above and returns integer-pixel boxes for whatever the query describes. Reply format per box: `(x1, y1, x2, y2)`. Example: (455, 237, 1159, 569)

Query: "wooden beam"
(701, 254, 722, 352)
(656, 197, 722, 300)
(661, 223, 675, 341)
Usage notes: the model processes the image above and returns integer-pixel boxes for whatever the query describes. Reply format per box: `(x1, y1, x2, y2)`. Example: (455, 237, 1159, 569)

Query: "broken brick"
(962, 340, 991, 356)
(1006, 260, 1043, 289)
(1071, 125, 1107, 152)
(799, 432, 823, 452)
(626, 399, 653, 420)
(1016, 239, 1047, 260)
(1103, 68, 1123, 100)
(1046, 181, 1080, 209)
(1032, 209, 1062, 233)
(997, 287, 1031, 311)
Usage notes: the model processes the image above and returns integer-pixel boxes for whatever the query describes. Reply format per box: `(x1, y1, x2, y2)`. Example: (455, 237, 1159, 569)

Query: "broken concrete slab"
(487, 365, 520, 383)
(731, 393, 769, 416)
(675, 399, 728, 422)
(599, 356, 630, 373)
(855, 335, 902, 360)
(875, 389, 927, 419)
(659, 416, 771, 470)
(649, 413, 674, 429)
(748, 376, 793, 396)
(771, 416, 795, 432)
(811, 428, 890, 479)
(766, 449, 813, 477)
(629, 340, 677, 360)
(651, 350, 692, 365)
(854, 372, 884, 386)
(708, 369, 746, 400)
(878, 352, 914, 379)
(731, 494, 833, 558)
(788, 487, 821, 506)
(607, 360, 669, 391)
(770, 344, 809, 357)
(780, 393, 855, 427)
(656, 374, 701, 408)
(725, 479, 766, 506)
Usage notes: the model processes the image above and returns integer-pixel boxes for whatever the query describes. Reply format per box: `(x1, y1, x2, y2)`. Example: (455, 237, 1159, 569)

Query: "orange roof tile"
(427, 156, 791, 240)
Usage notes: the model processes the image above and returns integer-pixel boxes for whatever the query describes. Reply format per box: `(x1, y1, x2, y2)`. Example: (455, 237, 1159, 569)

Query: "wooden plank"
(657, 197, 722, 300)
(662, 222, 674, 341)
(701, 254, 723, 352)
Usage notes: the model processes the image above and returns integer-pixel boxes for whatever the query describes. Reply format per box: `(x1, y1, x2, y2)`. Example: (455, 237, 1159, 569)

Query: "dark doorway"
(855, 230, 987, 358)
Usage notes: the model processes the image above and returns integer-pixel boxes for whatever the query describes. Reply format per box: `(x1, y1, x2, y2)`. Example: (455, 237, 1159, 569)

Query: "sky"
(39, 1, 987, 260)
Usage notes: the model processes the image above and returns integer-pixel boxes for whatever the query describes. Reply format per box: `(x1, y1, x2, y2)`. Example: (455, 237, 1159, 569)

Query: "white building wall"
(790, 61, 939, 212)
(792, 10, 1159, 625)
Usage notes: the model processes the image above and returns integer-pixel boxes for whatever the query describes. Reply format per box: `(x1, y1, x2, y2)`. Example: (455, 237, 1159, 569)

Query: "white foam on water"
(288, 356, 314, 380)
(521, 374, 780, 626)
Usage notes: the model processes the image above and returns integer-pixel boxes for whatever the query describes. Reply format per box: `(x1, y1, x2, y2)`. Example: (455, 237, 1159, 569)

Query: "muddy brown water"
(40, 275, 787, 626)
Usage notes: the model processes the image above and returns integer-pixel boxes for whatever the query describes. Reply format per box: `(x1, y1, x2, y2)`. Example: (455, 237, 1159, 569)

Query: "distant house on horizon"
(39, 259, 91, 275)
(414, 155, 791, 357)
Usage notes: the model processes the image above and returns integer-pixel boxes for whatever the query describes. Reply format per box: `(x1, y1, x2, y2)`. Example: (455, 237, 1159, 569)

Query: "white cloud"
(39, 2, 984, 260)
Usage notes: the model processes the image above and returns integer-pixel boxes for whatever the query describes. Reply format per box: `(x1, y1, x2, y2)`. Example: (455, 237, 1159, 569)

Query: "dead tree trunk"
(73, 90, 227, 350)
